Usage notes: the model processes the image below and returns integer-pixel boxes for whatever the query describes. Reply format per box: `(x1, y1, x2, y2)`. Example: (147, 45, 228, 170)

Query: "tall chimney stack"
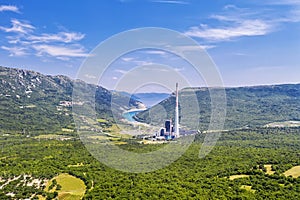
(174, 83, 179, 138)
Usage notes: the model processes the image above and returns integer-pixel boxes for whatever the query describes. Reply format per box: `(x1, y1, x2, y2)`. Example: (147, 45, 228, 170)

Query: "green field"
(45, 173, 86, 200)
(67, 163, 85, 168)
(34, 134, 73, 140)
(264, 164, 275, 175)
(229, 174, 250, 180)
(61, 128, 74, 132)
(283, 166, 300, 178)
(240, 185, 255, 193)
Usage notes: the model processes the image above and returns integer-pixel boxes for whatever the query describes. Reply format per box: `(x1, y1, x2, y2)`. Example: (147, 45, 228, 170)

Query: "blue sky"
(0, 0, 300, 91)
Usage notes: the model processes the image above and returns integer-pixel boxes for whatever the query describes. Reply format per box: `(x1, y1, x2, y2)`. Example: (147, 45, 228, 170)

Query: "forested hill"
(135, 84, 300, 130)
(116, 91, 170, 108)
(0, 66, 141, 134)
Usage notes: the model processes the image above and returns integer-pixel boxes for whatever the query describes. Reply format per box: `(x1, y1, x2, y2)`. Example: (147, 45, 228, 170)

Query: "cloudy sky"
(0, 0, 299, 91)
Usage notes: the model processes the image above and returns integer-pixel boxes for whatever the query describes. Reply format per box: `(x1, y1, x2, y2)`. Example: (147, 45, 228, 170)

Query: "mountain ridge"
(1, 65, 300, 134)
(135, 83, 300, 130)
(0, 66, 142, 134)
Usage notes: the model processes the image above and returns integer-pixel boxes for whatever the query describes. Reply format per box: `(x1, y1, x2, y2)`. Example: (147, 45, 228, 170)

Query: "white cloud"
(134, 60, 154, 66)
(0, 17, 89, 60)
(121, 57, 134, 62)
(185, 2, 300, 43)
(56, 56, 70, 61)
(120, 57, 154, 66)
(0, 19, 34, 34)
(84, 74, 97, 79)
(0, 5, 19, 13)
(200, 45, 216, 49)
(233, 52, 248, 56)
(175, 45, 216, 51)
(115, 69, 128, 74)
(209, 14, 236, 22)
(250, 1, 300, 23)
(223, 4, 240, 10)
(140, 66, 170, 72)
(185, 19, 272, 41)
(276, 8, 300, 23)
(1, 46, 27, 56)
(28, 32, 85, 43)
(144, 50, 167, 55)
(32, 44, 89, 58)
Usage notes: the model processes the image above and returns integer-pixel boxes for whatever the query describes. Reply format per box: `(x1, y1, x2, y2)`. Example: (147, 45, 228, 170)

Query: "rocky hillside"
(0, 66, 141, 134)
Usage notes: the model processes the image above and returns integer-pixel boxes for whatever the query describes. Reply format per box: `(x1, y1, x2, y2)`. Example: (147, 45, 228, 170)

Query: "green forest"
(0, 127, 300, 199)
(136, 84, 300, 130)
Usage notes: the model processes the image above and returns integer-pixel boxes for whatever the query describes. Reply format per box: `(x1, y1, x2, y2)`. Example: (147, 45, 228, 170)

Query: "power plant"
(156, 83, 180, 140)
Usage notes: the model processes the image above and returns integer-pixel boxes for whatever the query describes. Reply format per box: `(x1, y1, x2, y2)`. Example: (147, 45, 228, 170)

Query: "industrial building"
(155, 83, 180, 140)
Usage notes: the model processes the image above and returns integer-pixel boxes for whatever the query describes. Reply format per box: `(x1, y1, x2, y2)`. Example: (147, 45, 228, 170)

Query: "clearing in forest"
(283, 166, 300, 178)
(264, 121, 300, 128)
(229, 174, 250, 180)
(67, 163, 85, 168)
(240, 185, 255, 193)
(264, 164, 275, 175)
(45, 173, 86, 200)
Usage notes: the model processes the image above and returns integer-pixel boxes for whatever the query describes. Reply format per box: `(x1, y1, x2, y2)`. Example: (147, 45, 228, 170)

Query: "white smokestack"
(174, 83, 179, 138)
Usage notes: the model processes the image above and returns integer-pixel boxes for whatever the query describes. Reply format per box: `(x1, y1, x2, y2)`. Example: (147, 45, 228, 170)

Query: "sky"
(0, 0, 300, 92)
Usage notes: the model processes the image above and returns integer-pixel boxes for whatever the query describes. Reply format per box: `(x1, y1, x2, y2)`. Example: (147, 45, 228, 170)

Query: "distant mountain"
(133, 93, 170, 108)
(118, 92, 170, 108)
(135, 84, 300, 130)
(0, 66, 142, 134)
(2, 65, 299, 134)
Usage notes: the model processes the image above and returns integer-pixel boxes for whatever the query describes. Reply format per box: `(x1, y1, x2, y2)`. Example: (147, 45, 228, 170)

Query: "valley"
(0, 66, 300, 199)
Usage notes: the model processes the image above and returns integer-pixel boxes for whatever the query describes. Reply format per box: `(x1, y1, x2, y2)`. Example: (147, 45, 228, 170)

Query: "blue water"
(123, 111, 142, 122)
